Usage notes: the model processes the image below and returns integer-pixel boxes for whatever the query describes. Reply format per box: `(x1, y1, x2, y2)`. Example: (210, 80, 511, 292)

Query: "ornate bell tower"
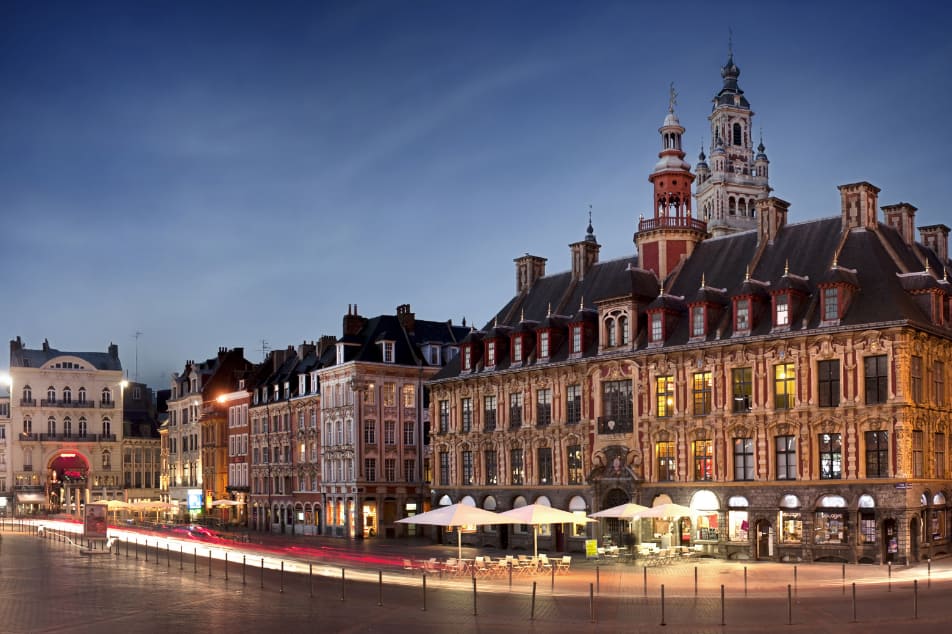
(634, 85, 707, 281)
(695, 42, 771, 237)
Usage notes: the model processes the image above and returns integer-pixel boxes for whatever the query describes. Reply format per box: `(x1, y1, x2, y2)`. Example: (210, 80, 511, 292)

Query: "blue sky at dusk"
(2, 1, 951, 390)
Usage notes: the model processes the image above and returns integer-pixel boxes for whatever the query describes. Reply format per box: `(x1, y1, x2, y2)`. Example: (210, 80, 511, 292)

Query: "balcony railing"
(39, 399, 91, 408)
(99, 401, 116, 409)
(637, 216, 707, 233)
(597, 416, 634, 434)
(20, 432, 117, 442)
(20, 399, 36, 407)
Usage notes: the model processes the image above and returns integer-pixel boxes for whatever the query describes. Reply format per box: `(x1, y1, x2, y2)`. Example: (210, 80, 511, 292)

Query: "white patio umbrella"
(498, 503, 595, 557)
(631, 502, 698, 520)
(210, 499, 241, 523)
(396, 502, 518, 561)
(589, 502, 650, 519)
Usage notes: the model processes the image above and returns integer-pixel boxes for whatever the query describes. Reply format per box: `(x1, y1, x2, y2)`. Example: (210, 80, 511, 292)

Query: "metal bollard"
(260, 558, 264, 589)
(721, 584, 725, 626)
(530, 581, 536, 621)
(643, 565, 647, 595)
(590, 582, 596, 623)
(309, 563, 313, 597)
(888, 561, 892, 592)
(509, 561, 513, 588)
(242, 555, 246, 585)
(194, 548, 197, 574)
(851, 582, 857, 622)
(914, 579, 918, 620)
(224, 552, 228, 581)
(787, 584, 792, 625)
(378, 570, 383, 606)
(208, 550, 212, 578)
(694, 565, 698, 595)
(280, 561, 284, 593)
(167, 544, 170, 568)
(340, 567, 346, 602)
(793, 565, 797, 590)
(551, 560, 555, 591)
(422, 574, 427, 612)
(744, 566, 748, 596)
(180, 545, 183, 571)
(660, 584, 666, 627)
(472, 576, 477, 616)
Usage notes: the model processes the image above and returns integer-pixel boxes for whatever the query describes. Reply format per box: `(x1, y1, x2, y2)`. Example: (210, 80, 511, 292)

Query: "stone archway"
(48, 452, 90, 515)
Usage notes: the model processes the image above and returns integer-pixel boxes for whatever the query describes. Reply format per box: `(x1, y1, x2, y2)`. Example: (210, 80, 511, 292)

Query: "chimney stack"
(396, 304, 416, 333)
(882, 203, 917, 245)
(343, 304, 367, 337)
(757, 197, 790, 245)
(839, 182, 880, 231)
(514, 254, 547, 294)
(919, 224, 950, 264)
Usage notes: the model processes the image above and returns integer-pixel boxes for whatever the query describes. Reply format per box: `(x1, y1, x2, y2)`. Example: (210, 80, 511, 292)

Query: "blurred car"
(171, 524, 217, 539)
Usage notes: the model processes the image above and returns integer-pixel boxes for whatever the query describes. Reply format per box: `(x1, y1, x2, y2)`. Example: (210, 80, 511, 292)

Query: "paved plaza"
(2, 522, 952, 633)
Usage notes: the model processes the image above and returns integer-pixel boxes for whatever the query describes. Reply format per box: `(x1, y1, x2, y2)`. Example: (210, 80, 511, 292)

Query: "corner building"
(427, 59, 952, 564)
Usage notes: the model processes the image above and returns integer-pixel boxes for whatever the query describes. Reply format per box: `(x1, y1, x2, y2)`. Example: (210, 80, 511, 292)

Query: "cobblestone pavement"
(2, 521, 952, 633)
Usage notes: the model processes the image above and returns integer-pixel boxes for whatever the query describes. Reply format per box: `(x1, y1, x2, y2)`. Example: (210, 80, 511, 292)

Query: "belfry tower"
(695, 45, 771, 237)
(634, 85, 707, 281)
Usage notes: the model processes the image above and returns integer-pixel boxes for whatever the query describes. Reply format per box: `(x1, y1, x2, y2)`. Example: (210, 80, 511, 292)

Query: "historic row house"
(425, 52, 952, 563)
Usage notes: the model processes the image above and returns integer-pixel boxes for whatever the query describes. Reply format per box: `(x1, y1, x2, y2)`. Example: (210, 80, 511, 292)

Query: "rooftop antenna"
(259, 339, 271, 361)
(133, 330, 143, 382)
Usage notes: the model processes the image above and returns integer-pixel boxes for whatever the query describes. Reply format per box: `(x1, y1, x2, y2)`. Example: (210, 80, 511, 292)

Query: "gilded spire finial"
(784, 259, 789, 276)
(700, 273, 706, 289)
(547, 302, 552, 317)
(832, 256, 838, 269)
(520, 307, 525, 322)
(745, 265, 750, 281)
(579, 295, 584, 311)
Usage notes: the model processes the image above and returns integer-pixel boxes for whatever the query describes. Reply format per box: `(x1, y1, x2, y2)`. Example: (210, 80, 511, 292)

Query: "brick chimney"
(317, 335, 337, 356)
(839, 182, 880, 231)
(343, 304, 367, 337)
(919, 224, 950, 263)
(514, 254, 547, 294)
(396, 304, 416, 333)
(757, 197, 790, 245)
(882, 203, 917, 245)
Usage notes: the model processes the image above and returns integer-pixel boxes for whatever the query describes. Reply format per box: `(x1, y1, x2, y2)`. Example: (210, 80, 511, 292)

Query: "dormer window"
(486, 340, 496, 367)
(462, 346, 472, 371)
(539, 332, 550, 359)
(427, 345, 441, 366)
(336, 343, 345, 365)
(382, 341, 395, 363)
(650, 313, 663, 343)
(823, 287, 839, 321)
(691, 306, 705, 337)
(512, 336, 523, 364)
(735, 299, 750, 331)
(775, 294, 789, 327)
(571, 326, 582, 354)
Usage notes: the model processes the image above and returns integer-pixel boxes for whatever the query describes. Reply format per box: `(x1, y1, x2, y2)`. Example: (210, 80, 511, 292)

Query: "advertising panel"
(187, 489, 203, 511)
(84, 502, 108, 540)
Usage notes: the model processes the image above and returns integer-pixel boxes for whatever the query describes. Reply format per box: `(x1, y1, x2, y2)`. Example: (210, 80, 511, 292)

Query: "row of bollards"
(24, 525, 934, 627)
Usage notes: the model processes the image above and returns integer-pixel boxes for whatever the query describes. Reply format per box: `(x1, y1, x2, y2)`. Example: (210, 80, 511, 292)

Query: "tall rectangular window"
(656, 441, 675, 481)
(913, 430, 924, 477)
(656, 375, 674, 417)
(823, 287, 839, 320)
(438, 400, 449, 434)
(936, 433, 946, 479)
(571, 327, 582, 354)
(461, 397, 472, 432)
(775, 294, 789, 326)
(733, 438, 754, 481)
(567, 444, 583, 485)
(817, 360, 840, 407)
(384, 421, 395, 445)
(732, 367, 752, 413)
(774, 363, 795, 410)
(383, 383, 396, 407)
(819, 433, 842, 479)
(439, 451, 449, 486)
(539, 332, 550, 358)
(865, 430, 888, 477)
(735, 298, 750, 331)
(536, 389, 552, 427)
(512, 336, 523, 364)
(509, 393, 523, 429)
(935, 361, 946, 405)
(776, 435, 796, 480)
(484, 450, 497, 485)
(365, 458, 377, 482)
(693, 439, 713, 481)
(510, 448, 524, 485)
(650, 313, 663, 342)
(486, 341, 496, 366)
(404, 459, 415, 483)
(537, 447, 552, 485)
(601, 380, 633, 433)
(403, 421, 414, 446)
(483, 395, 497, 432)
(566, 384, 582, 425)
(363, 420, 376, 445)
(911, 356, 923, 403)
(384, 458, 396, 482)
(864, 355, 888, 404)
(692, 371, 712, 416)
(461, 451, 473, 485)
(691, 305, 705, 337)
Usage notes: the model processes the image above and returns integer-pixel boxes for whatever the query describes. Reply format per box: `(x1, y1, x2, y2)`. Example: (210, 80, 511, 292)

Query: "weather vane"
(668, 82, 678, 113)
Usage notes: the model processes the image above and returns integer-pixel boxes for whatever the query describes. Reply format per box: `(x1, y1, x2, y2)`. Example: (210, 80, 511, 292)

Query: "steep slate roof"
(434, 212, 952, 382)
(11, 339, 122, 371)
(333, 314, 470, 369)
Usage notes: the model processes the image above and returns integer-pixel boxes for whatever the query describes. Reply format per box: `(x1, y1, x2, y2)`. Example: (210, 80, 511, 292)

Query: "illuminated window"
(732, 367, 752, 412)
(510, 448, 524, 485)
(656, 375, 674, 417)
(774, 363, 795, 410)
(693, 439, 713, 481)
(692, 371, 712, 415)
(775, 294, 789, 326)
(567, 445, 583, 484)
(656, 441, 675, 481)
(819, 433, 842, 479)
